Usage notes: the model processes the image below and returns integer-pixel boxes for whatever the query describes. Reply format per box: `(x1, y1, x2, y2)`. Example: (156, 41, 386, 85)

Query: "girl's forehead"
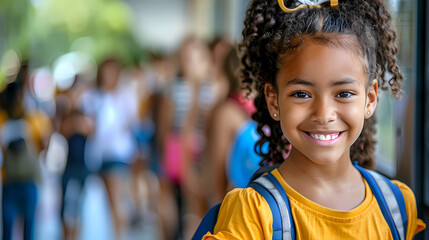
(279, 34, 368, 76)
(277, 38, 368, 86)
(281, 34, 363, 61)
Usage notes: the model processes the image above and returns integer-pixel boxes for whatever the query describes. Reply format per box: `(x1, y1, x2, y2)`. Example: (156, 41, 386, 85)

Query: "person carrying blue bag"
(194, 0, 426, 239)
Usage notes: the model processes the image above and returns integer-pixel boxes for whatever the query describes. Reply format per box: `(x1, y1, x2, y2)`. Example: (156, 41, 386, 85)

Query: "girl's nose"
(310, 98, 336, 125)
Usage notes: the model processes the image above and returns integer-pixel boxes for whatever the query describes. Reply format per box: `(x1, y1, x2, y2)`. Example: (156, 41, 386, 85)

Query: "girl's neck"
(278, 149, 366, 210)
(279, 148, 359, 189)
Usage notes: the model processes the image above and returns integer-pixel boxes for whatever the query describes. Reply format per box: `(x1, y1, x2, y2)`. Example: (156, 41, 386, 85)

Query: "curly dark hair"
(240, 0, 403, 168)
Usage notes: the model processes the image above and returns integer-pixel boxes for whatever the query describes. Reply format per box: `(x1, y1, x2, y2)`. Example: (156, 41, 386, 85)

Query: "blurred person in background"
(208, 37, 233, 105)
(158, 36, 217, 239)
(120, 61, 169, 232)
(137, 52, 181, 240)
(82, 58, 139, 239)
(0, 65, 49, 240)
(122, 64, 156, 228)
(202, 47, 262, 205)
(0, 147, 2, 238)
(54, 74, 93, 240)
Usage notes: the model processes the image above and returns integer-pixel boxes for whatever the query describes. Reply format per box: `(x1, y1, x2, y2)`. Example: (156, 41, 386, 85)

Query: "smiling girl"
(201, 0, 425, 239)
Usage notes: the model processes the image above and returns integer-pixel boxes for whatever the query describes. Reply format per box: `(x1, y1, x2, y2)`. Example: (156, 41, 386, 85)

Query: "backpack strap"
(249, 172, 295, 240)
(192, 203, 221, 240)
(192, 169, 291, 240)
(354, 162, 407, 240)
(264, 173, 296, 240)
(248, 164, 280, 184)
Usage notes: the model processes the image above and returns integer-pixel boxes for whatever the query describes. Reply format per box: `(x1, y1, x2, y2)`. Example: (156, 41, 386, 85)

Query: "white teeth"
(309, 132, 340, 141)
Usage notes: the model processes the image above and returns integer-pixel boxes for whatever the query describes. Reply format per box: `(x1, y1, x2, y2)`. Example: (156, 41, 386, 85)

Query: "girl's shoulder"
(391, 180, 418, 213)
(391, 180, 414, 201)
(219, 187, 270, 214)
(391, 180, 426, 238)
(207, 187, 273, 239)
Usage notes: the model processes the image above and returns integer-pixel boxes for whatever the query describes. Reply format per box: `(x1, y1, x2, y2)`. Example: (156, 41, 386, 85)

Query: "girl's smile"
(303, 131, 345, 146)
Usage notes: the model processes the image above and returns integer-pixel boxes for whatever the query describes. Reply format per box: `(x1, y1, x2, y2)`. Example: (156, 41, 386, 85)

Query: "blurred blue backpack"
(193, 162, 407, 240)
(227, 120, 264, 188)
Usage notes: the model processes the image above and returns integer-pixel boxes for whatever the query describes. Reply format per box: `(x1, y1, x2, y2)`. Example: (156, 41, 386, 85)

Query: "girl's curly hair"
(240, 0, 403, 168)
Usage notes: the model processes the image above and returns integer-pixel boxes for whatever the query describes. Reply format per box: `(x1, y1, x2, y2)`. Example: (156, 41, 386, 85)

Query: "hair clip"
(278, 0, 338, 12)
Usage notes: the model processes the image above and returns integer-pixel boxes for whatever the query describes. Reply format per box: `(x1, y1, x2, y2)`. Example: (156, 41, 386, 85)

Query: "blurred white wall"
(125, 0, 250, 52)
(125, 0, 190, 53)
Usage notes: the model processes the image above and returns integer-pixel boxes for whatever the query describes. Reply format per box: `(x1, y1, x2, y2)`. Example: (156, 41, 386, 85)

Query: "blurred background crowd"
(0, 0, 427, 240)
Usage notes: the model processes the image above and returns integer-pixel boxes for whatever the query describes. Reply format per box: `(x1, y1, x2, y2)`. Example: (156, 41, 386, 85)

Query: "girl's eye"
(291, 91, 310, 99)
(336, 91, 354, 98)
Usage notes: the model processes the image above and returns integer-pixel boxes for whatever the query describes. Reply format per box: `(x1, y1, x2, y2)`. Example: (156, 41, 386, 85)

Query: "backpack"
(1, 119, 39, 183)
(193, 162, 407, 240)
(227, 120, 264, 188)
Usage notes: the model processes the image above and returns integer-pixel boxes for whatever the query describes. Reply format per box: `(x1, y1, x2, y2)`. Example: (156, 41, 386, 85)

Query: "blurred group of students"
(0, 35, 263, 240)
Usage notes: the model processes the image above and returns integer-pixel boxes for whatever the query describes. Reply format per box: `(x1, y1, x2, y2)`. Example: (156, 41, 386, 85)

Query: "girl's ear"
(365, 79, 378, 119)
(264, 83, 279, 121)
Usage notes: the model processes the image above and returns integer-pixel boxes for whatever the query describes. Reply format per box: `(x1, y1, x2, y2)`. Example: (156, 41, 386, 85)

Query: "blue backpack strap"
(193, 169, 292, 240)
(192, 203, 221, 240)
(248, 181, 283, 240)
(366, 169, 407, 240)
(385, 178, 408, 236)
(250, 172, 295, 240)
(354, 162, 407, 240)
(264, 173, 296, 239)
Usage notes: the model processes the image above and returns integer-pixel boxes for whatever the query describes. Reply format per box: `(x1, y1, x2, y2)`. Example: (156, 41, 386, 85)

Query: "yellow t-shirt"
(203, 169, 426, 240)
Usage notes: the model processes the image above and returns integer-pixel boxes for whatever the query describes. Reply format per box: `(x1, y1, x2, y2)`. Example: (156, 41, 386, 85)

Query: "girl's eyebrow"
(286, 78, 314, 86)
(332, 77, 361, 87)
(286, 77, 360, 87)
